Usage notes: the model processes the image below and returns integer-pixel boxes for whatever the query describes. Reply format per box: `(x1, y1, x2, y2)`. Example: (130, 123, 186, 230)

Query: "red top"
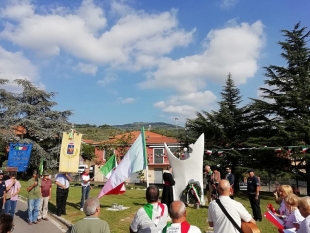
(41, 179, 52, 197)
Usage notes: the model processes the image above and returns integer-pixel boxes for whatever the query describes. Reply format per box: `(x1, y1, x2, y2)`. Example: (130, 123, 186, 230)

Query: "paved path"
(11, 199, 69, 233)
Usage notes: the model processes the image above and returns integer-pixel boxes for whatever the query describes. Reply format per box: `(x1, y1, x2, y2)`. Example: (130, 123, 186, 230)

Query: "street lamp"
(175, 117, 179, 131)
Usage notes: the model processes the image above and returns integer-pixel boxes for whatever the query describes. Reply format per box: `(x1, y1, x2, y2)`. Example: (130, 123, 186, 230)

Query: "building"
(83, 131, 182, 184)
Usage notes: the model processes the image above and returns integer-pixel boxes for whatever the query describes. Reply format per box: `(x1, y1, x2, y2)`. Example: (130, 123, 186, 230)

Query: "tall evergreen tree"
(251, 23, 310, 193)
(0, 79, 73, 170)
(187, 73, 258, 189)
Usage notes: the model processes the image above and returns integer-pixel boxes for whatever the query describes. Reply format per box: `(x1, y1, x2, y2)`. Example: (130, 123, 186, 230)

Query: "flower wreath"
(182, 181, 202, 205)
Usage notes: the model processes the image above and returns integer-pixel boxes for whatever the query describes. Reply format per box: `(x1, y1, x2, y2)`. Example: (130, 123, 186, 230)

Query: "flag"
(205, 150, 213, 155)
(39, 156, 44, 176)
(100, 154, 117, 179)
(98, 128, 147, 198)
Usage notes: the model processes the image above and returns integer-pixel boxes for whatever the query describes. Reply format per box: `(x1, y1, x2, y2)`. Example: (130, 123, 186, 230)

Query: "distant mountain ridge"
(112, 122, 180, 130)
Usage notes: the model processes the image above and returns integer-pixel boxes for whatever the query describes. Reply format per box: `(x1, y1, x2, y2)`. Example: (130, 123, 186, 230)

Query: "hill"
(75, 122, 182, 141)
(112, 122, 178, 130)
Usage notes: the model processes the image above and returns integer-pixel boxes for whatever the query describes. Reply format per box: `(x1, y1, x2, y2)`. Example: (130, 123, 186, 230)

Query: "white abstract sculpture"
(164, 133, 205, 205)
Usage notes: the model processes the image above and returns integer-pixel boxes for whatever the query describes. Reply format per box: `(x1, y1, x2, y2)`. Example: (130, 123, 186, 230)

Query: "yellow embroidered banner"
(59, 132, 82, 172)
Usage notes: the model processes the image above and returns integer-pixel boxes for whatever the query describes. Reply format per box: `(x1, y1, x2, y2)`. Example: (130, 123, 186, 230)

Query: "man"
(161, 166, 175, 209)
(80, 168, 93, 211)
(247, 169, 262, 222)
(71, 197, 110, 233)
(38, 171, 52, 221)
(204, 165, 214, 204)
(0, 170, 6, 211)
(161, 201, 201, 233)
(211, 167, 221, 199)
(55, 172, 72, 216)
(225, 167, 235, 199)
(208, 180, 256, 233)
(130, 185, 168, 233)
(297, 196, 310, 233)
(27, 170, 41, 225)
(5, 172, 21, 217)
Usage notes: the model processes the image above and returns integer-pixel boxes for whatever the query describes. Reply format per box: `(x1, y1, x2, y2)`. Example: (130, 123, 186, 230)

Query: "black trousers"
(248, 193, 262, 220)
(56, 188, 69, 215)
(0, 198, 3, 211)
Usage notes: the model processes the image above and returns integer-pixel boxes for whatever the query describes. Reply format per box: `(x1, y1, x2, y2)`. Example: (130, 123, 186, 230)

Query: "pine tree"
(251, 22, 310, 194)
(0, 79, 73, 170)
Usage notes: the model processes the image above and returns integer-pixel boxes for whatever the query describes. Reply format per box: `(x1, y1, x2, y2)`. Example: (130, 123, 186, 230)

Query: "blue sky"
(0, 0, 309, 127)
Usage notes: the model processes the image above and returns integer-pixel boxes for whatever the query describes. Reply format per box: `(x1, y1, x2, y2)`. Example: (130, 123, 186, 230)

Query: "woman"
(282, 194, 304, 229)
(4, 173, 21, 217)
(0, 213, 14, 233)
(274, 185, 293, 217)
(297, 196, 310, 232)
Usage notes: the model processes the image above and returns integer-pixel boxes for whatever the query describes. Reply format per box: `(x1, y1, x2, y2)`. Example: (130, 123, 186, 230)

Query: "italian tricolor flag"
(15, 146, 27, 150)
(99, 154, 126, 195)
(97, 128, 147, 198)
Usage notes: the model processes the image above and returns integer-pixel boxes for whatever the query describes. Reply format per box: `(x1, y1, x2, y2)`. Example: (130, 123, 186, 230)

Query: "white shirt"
(81, 173, 90, 187)
(284, 209, 304, 228)
(208, 196, 253, 233)
(131, 203, 168, 233)
(159, 223, 202, 233)
(298, 215, 310, 233)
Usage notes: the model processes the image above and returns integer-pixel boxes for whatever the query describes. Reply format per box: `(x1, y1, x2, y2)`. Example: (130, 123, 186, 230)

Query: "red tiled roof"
(87, 130, 179, 145)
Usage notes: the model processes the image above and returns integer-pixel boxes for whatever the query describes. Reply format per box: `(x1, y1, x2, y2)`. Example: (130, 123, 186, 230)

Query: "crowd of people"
(0, 166, 310, 233)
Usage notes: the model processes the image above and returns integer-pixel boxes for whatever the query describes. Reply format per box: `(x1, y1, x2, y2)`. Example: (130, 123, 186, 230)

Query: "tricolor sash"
(162, 221, 191, 233)
(143, 202, 165, 226)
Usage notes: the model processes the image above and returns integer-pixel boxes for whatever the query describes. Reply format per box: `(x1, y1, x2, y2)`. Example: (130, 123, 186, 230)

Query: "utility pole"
(175, 117, 179, 132)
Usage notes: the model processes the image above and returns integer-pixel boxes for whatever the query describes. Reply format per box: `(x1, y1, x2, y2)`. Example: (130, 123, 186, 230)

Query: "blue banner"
(8, 143, 33, 172)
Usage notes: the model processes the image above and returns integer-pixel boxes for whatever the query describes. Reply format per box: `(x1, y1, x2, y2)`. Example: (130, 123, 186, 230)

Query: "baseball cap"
(0, 170, 3, 175)
(248, 168, 254, 173)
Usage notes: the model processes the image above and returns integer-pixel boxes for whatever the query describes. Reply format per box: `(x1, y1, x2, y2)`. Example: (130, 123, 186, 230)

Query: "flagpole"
(141, 127, 149, 188)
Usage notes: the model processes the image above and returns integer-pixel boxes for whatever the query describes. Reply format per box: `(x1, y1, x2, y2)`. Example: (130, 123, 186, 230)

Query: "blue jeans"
(4, 199, 17, 217)
(28, 198, 40, 222)
(80, 186, 90, 208)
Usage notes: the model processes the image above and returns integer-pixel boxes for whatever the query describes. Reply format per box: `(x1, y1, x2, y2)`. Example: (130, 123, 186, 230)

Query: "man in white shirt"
(160, 201, 201, 233)
(130, 185, 168, 233)
(208, 180, 256, 233)
(80, 168, 93, 211)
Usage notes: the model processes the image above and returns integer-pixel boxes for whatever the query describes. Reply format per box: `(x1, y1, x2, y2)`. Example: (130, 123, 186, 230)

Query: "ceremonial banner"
(59, 131, 82, 173)
(8, 143, 32, 172)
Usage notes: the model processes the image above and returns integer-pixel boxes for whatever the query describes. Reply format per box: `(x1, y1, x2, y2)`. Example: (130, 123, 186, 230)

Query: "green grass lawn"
(19, 181, 279, 233)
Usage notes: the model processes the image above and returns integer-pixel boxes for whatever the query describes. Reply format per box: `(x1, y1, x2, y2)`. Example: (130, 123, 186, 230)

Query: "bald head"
(169, 201, 186, 222)
(217, 180, 231, 196)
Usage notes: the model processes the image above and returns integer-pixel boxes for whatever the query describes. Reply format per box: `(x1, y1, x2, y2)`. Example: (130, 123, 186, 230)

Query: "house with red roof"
(83, 130, 182, 184)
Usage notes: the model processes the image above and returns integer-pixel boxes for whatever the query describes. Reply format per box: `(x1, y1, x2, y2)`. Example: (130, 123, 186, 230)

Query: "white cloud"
(118, 97, 136, 104)
(74, 62, 98, 75)
(0, 0, 194, 69)
(140, 20, 265, 94)
(0, 46, 38, 92)
(154, 91, 217, 119)
(97, 73, 117, 86)
(221, 0, 239, 9)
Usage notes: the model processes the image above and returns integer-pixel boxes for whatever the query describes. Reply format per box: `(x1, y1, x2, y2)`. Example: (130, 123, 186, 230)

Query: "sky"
(0, 0, 309, 127)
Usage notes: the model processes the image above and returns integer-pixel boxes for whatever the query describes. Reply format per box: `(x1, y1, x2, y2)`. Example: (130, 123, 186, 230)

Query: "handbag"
(216, 199, 243, 233)
(5, 191, 11, 200)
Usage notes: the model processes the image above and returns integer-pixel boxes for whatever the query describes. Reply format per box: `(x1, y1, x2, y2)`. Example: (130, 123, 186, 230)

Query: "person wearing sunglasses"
(0, 213, 14, 233)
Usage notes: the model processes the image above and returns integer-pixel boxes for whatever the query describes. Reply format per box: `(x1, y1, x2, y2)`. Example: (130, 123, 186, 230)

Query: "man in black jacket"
(225, 167, 235, 199)
(247, 169, 262, 221)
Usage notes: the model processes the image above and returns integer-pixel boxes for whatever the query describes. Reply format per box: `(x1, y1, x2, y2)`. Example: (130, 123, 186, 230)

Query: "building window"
(154, 148, 164, 164)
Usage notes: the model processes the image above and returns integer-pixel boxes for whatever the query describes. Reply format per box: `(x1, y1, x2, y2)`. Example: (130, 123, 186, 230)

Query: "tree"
(0, 79, 72, 170)
(187, 74, 257, 188)
(251, 22, 310, 193)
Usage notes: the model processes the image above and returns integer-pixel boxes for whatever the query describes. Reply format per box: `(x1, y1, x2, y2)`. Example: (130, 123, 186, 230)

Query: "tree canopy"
(0, 79, 72, 170)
